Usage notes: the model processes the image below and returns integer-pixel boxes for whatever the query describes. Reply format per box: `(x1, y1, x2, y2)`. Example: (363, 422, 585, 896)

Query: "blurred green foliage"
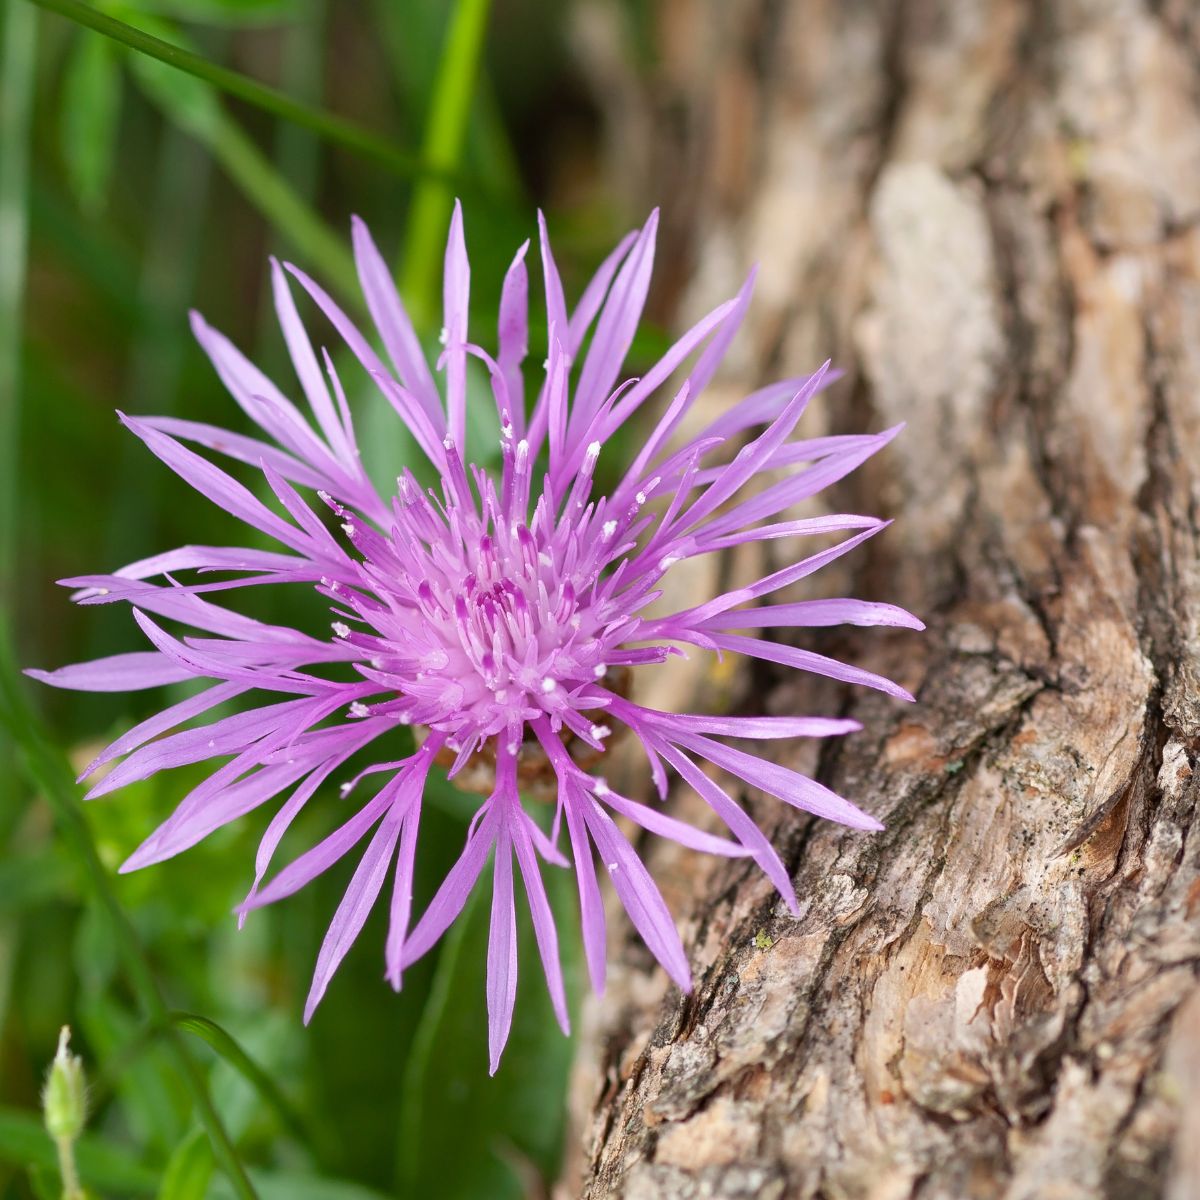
(0, 0, 654, 1195)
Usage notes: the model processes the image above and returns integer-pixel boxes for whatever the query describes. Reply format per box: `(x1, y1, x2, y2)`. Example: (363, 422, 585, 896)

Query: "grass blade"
(25, 0, 454, 187)
(399, 0, 493, 328)
(169, 1012, 315, 1150)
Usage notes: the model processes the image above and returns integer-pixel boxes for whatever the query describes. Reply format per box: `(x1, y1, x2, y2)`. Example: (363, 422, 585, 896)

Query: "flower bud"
(42, 1027, 87, 1144)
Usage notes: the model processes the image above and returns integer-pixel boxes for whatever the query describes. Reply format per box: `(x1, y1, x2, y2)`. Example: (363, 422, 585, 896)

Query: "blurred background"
(0, 1, 672, 1196)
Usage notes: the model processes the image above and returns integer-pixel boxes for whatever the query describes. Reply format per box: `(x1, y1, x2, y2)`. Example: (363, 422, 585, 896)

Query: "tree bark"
(568, 1, 1200, 1196)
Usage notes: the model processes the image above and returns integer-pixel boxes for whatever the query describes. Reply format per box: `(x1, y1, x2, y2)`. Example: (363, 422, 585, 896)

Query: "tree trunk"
(568, 1, 1200, 1196)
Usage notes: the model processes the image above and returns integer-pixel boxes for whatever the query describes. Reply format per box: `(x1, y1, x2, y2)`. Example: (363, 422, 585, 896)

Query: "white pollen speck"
(593, 779, 611, 796)
(349, 702, 369, 717)
(339, 782, 353, 798)
(207, 739, 215, 749)
(591, 724, 611, 740)
(587, 441, 601, 459)
(97, 587, 110, 596)
(443, 437, 455, 451)
(541, 678, 557, 693)
(332, 622, 350, 638)
(542, 357, 550, 370)
(607, 862, 619, 873)
(341, 522, 355, 537)
(438, 326, 448, 345)
(602, 520, 617, 539)
(635, 491, 646, 505)
(593, 664, 607, 678)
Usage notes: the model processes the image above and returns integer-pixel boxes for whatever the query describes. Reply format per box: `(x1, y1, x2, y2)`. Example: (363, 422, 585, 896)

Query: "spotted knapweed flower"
(32, 204, 920, 1071)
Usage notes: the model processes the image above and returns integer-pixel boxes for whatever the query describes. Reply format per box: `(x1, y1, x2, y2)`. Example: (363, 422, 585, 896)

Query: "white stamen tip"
(438, 326, 449, 346)
(341, 522, 355, 537)
(339, 782, 353, 798)
(349, 702, 369, 717)
(317, 490, 332, 503)
(593, 664, 607, 678)
(332, 622, 351, 638)
(587, 441, 601, 459)
(602, 520, 617, 539)
(594, 779, 611, 796)
(541, 678, 558, 693)
(591, 724, 612, 740)
(635, 491, 647, 505)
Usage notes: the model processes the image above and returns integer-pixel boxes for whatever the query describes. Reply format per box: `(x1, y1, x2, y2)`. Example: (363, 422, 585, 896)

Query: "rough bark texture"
(567, 1, 1200, 1196)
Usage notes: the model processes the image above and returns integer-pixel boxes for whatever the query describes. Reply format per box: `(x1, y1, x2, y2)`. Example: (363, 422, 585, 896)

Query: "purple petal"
(512, 810, 569, 1034)
(497, 240, 530, 430)
(304, 802, 406, 1022)
(442, 200, 470, 448)
(563, 790, 607, 995)
(582, 795, 691, 991)
(706, 631, 914, 702)
(653, 738, 800, 915)
(598, 783, 751, 857)
(486, 818, 518, 1075)
(673, 729, 884, 831)
(351, 216, 442, 427)
(701, 598, 926, 632)
(384, 793, 423, 989)
(79, 680, 248, 779)
(26, 652, 193, 692)
(570, 211, 658, 439)
(401, 804, 498, 968)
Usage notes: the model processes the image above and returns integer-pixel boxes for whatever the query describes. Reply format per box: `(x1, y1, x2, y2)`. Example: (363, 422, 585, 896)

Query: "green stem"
(0, 633, 259, 1200)
(399, 0, 493, 329)
(23, 0, 455, 189)
(55, 1133, 84, 1200)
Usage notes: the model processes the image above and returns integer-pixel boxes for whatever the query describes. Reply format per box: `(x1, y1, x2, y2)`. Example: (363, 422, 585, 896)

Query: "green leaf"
(158, 1128, 214, 1200)
(168, 1012, 312, 1147)
(397, 851, 580, 1199)
(59, 30, 121, 213)
(0, 1107, 159, 1195)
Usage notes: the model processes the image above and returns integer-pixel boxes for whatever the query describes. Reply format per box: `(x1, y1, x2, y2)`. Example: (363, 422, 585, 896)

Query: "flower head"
(32, 204, 920, 1071)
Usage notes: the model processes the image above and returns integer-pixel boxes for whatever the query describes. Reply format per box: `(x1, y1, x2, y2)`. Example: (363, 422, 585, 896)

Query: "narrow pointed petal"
(512, 811, 569, 1034)
(305, 805, 405, 1022)
(26, 652, 193, 692)
(486, 820, 518, 1074)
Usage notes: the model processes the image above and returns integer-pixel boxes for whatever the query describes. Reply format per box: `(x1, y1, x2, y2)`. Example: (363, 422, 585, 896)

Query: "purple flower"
(31, 205, 920, 1072)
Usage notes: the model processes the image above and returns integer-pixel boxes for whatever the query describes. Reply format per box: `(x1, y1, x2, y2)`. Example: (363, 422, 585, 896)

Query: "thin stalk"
(0, 632, 259, 1200)
(0, 0, 38, 1088)
(23, 0, 459, 189)
(54, 1134, 83, 1200)
(399, 0, 493, 329)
